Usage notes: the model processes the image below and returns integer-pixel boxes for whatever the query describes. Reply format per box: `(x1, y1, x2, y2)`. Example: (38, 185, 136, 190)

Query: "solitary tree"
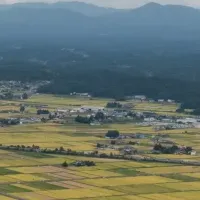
(20, 105, 25, 113)
(22, 93, 28, 100)
(62, 161, 68, 167)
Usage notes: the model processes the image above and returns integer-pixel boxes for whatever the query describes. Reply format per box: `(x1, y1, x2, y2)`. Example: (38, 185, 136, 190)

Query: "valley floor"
(1, 94, 200, 200)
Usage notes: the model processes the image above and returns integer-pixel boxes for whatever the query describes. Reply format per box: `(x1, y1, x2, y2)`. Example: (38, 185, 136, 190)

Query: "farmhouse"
(191, 151, 197, 156)
(20, 117, 41, 124)
(90, 122, 101, 126)
(56, 109, 69, 113)
(177, 118, 198, 124)
(144, 117, 156, 122)
(158, 99, 165, 103)
(81, 106, 105, 112)
(70, 92, 92, 97)
(167, 99, 175, 103)
(134, 95, 147, 101)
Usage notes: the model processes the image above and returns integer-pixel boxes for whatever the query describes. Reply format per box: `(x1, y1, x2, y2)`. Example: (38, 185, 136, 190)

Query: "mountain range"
(0, 2, 200, 40)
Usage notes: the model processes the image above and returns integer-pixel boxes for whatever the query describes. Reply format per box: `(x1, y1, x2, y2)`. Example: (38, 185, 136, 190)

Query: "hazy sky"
(1, 0, 200, 8)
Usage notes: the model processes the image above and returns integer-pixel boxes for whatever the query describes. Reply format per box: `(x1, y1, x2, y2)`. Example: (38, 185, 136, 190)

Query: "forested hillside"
(1, 2, 200, 109)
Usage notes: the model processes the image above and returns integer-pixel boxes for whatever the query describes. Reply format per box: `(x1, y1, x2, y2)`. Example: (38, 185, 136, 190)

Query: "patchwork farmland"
(1, 149, 200, 200)
(1, 94, 200, 199)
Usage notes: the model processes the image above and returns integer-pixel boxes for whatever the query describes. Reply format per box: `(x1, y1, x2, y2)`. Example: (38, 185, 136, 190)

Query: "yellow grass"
(65, 170, 99, 178)
(80, 176, 179, 187)
(87, 196, 149, 200)
(0, 158, 43, 167)
(0, 163, 10, 167)
(61, 180, 93, 188)
(149, 154, 197, 159)
(124, 196, 152, 200)
(140, 194, 184, 200)
(133, 102, 179, 115)
(12, 192, 54, 200)
(101, 161, 163, 168)
(49, 181, 76, 189)
(34, 157, 74, 165)
(0, 195, 16, 200)
(6, 174, 47, 182)
(52, 172, 85, 180)
(0, 176, 17, 183)
(1, 95, 200, 200)
(12, 183, 40, 192)
(183, 172, 200, 179)
(25, 94, 110, 107)
(81, 170, 123, 177)
(138, 166, 200, 174)
(38, 188, 122, 199)
(0, 150, 11, 154)
(158, 182, 200, 191)
(167, 191, 200, 200)
(8, 166, 65, 174)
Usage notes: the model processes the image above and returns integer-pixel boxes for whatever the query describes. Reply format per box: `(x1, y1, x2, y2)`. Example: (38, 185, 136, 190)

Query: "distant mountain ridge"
(103, 2, 200, 26)
(0, 1, 121, 16)
(0, 2, 200, 40)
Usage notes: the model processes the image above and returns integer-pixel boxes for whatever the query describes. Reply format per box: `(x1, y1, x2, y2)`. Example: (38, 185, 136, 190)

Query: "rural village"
(0, 81, 199, 159)
(1, 81, 200, 200)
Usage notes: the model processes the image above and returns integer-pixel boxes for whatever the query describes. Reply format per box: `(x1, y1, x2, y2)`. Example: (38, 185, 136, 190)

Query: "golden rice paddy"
(1, 95, 200, 200)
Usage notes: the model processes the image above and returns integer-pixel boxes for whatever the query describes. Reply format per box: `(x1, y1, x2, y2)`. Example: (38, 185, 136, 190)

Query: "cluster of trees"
(0, 144, 40, 151)
(96, 143, 107, 148)
(0, 92, 28, 101)
(0, 118, 20, 126)
(62, 160, 96, 167)
(94, 112, 105, 121)
(106, 102, 122, 108)
(72, 160, 96, 167)
(37, 109, 50, 115)
(75, 115, 93, 124)
(1, 92, 14, 100)
(154, 143, 193, 154)
(176, 104, 200, 116)
(0, 110, 19, 114)
(105, 130, 120, 138)
(192, 108, 200, 116)
(75, 112, 105, 124)
(22, 93, 28, 99)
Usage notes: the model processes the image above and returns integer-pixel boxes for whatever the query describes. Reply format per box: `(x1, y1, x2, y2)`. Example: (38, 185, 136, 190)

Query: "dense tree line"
(38, 68, 200, 109)
(37, 109, 50, 115)
(1, 40, 200, 110)
(1, 62, 200, 110)
(0, 118, 20, 126)
(75, 112, 105, 124)
(106, 102, 122, 108)
(75, 115, 93, 124)
(154, 143, 193, 154)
